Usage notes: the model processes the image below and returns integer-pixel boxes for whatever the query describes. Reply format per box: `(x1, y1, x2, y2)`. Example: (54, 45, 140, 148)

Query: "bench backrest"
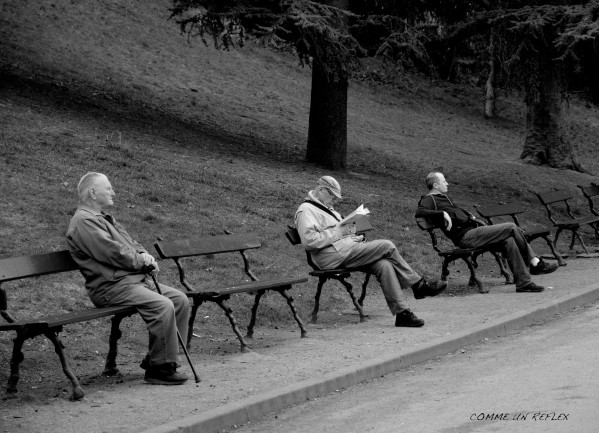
(0, 250, 78, 284)
(578, 184, 599, 216)
(533, 189, 577, 223)
(154, 233, 262, 291)
(475, 202, 527, 225)
(154, 233, 261, 259)
(415, 217, 445, 253)
(0, 250, 79, 312)
(285, 225, 322, 271)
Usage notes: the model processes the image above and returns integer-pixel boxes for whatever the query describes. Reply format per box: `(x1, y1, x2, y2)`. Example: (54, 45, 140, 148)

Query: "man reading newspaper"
(294, 176, 446, 327)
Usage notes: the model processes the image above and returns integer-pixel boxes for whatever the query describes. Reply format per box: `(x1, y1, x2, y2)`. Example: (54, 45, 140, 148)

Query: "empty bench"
(0, 251, 137, 400)
(154, 233, 308, 353)
(534, 189, 599, 254)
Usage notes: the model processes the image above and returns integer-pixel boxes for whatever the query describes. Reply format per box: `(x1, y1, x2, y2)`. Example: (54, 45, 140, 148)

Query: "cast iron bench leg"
(554, 227, 563, 250)
(542, 234, 566, 266)
(45, 330, 85, 401)
(103, 313, 129, 376)
(492, 252, 513, 284)
(276, 287, 307, 338)
(310, 277, 326, 324)
(570, 229, 590, 253)
(215, 297, 250, 352)
(358, 273, 370, 307)
(463, 256, 486, 293)
(337, 277, 367, 323)
(186, 298, 202, 349)
(246, 289, 266, 340)
(441, 258, 451, 282)
(5, 331, 26, 398)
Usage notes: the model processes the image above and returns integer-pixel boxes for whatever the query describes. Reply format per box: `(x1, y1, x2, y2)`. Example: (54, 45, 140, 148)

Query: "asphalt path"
(230, 302, 599, 433)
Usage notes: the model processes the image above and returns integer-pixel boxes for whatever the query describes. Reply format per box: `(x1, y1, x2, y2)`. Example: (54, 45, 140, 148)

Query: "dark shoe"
(395, 309, 425, 327)
(144, 363, 188, 385)
(140, 355, 150, 371)
(412, 278, 448, 300)
(530, 259, 558, 275)
(516, 282, 545, 293)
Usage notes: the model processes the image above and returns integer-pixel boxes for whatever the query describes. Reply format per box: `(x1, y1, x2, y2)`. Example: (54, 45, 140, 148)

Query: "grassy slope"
(1, 0, 599, 331)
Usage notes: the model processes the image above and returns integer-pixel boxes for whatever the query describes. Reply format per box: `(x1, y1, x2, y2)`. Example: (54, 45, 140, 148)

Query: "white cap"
(317, 176, 342, 198)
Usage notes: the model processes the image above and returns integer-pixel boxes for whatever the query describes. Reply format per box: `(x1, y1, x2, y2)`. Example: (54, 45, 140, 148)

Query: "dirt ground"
(1, 256, 598, 433)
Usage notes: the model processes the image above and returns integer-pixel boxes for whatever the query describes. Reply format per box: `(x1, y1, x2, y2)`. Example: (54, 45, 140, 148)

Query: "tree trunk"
(520, 60, 584, 172)
(305, 0, 349, 170)
(484, 32, 497, 119)
(306, 61, 348, 169)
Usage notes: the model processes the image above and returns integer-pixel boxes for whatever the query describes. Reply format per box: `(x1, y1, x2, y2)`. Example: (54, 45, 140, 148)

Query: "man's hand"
(349, 234, 365, 242)
(340, 223, 357, 237)
(140, 252, 159, 274)
(443, 211, 453, 231)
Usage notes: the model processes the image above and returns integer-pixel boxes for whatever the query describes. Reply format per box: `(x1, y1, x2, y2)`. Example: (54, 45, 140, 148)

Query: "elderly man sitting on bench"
(66, 172, 189, 385)
(415, 172, 559, 293)
(295, 176, 446, 328)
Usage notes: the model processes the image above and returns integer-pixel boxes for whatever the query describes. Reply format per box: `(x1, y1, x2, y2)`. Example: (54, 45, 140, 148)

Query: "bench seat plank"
(185, 276, 308, 297)
(0, 306, 137, 331)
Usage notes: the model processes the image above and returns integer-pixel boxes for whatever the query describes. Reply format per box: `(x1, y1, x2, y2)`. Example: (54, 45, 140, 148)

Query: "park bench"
(154, 233, 308, 353)
(285, 225, 371, 323)
(533, 189, 599, 254)
(578, 183, 599, 219)
(416, 217, 512, 293)
(0, 251, 137, 400)
(475, 202, 566, 266)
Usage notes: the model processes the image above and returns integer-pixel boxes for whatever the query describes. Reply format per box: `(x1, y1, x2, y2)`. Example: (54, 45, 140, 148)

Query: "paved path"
(229, 302, 599, 433)
(1, 257, 598, 433)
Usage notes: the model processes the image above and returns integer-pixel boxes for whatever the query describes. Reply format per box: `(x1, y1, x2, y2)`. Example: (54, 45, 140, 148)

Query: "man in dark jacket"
(415, 172, 558, 293)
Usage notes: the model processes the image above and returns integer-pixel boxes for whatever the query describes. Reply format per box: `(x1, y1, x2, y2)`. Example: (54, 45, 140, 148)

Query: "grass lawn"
(1, 0, 599, 351)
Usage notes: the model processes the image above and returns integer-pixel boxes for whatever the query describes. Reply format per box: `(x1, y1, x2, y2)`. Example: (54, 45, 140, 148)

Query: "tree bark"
(520, 60, 584, 172)
(484, 31, 497, 119)
(306, 61, 348, 169)
(305, 0, 349, 170)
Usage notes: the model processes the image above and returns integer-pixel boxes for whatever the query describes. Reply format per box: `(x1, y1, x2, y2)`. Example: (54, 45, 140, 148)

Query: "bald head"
(426, 172, 448, 194)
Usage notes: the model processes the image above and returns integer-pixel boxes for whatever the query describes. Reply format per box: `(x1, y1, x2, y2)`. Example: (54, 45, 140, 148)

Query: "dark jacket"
(415, 193, 481, 245)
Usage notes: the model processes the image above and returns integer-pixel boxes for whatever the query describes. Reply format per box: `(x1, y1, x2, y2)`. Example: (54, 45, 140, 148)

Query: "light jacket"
(294, 191, 355, 269)
(66, 205, 148, 293)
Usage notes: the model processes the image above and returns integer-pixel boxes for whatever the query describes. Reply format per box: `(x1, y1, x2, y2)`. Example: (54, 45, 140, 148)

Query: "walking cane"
(149, 271, 201, 383)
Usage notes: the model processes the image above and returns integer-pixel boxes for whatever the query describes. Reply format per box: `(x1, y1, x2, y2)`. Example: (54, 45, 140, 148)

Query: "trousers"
(339, 239, 422, 315)
(459, 222, 535, 288)
(88, 279, 189, 366)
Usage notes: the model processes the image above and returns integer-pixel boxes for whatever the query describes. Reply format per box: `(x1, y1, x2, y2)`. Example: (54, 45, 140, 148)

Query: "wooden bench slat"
(154, 233, 261, 259)
(554, 215, 599, 227)
(0, 251, 78, 283)
(185, 276, 308, 297)
(0, 306, 136, 331)
(537, 189, 575, 205)
(475, 203, 528, 218)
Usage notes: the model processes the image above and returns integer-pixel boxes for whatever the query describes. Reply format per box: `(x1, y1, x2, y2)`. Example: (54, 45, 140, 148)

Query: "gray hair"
(77, 172, 106, 202)
(426, 172, 442, 190)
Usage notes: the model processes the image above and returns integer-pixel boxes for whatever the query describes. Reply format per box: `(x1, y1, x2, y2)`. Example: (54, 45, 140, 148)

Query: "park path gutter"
(143, 283, 599, 433)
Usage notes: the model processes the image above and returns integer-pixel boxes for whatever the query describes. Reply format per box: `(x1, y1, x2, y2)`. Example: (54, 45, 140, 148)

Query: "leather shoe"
(516, 282, 545, 293)
(412, 278, 448, 300)
(144, 363, 188, 385)
(530, 259, 558, 275)
(395, 309, 425, 327)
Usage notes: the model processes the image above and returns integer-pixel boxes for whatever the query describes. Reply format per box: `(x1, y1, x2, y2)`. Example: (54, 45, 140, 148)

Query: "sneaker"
(530, 259, 559, 275)
(144, 363, 188, 385)
(516, 282, 545, 293)
(412, 278, 448, 300)
(395, 309, 425, 327)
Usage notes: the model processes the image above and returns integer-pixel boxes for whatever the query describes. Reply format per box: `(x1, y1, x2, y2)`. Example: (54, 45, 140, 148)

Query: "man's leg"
(460, 223, 532, 288)
(341, 239, 421, 290)
(95, 282, 185, 366)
